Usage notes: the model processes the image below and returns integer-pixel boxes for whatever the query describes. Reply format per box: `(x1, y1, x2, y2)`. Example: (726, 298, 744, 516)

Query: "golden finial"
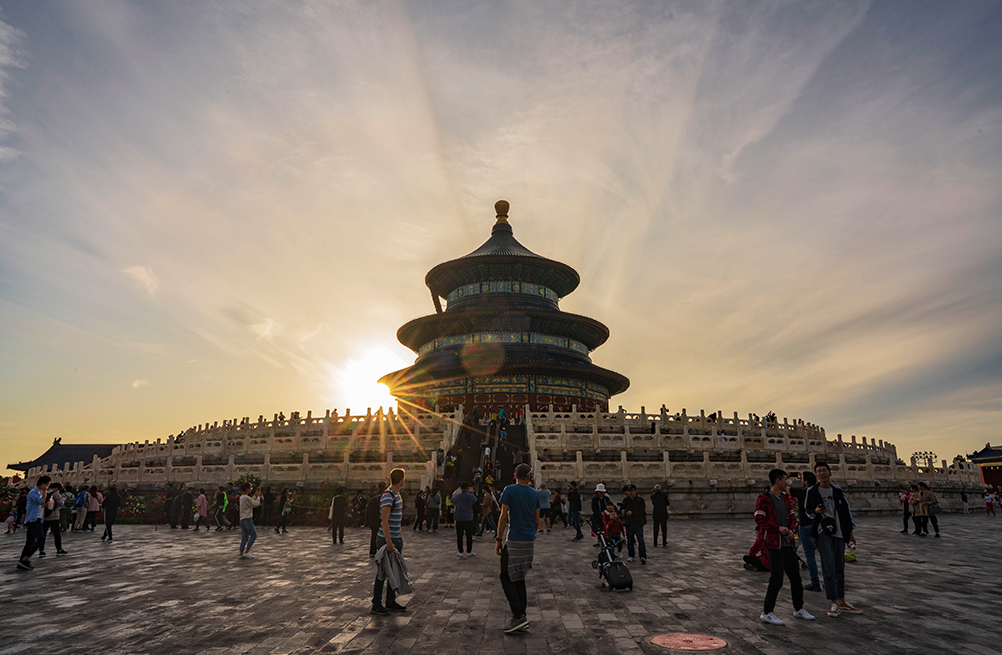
(494, 199, 509, 223)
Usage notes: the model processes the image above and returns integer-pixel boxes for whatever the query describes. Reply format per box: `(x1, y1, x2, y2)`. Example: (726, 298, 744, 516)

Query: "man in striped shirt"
(372, 468, 407, 615)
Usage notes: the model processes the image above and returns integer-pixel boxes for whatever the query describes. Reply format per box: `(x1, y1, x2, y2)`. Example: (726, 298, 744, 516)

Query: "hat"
(595, 483, 607, 493)
(624, 484, 637, 491)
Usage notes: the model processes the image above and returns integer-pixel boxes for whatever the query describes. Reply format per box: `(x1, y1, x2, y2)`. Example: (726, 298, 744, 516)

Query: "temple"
(379, 200, 629, 414)
(6, 200, 987, 516)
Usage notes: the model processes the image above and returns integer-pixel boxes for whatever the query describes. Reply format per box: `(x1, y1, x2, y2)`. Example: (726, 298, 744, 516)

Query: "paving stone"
(0, 515, 998, 653)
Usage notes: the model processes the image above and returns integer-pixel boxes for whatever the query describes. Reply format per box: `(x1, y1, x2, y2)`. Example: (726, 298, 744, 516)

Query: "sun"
(328, 344, 410, 414)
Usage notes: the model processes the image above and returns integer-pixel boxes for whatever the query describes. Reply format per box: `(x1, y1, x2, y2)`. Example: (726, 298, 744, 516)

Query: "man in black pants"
(568, 482, 583, 541)
(452, 483, 478, 557)
(650, 484, 670, 547)
(755, 469, 815, 625)
(17, 475, 50, 571)
(180, 487, 193, 530)
(330, 489, 348, 544)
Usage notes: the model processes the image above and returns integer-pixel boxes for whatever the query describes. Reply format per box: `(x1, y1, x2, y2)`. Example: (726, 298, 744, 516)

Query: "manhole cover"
(650, 633, 727, 651)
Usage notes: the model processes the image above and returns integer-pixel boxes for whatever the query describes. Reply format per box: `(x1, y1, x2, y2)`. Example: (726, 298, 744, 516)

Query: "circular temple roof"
(425, 202, 580, 298)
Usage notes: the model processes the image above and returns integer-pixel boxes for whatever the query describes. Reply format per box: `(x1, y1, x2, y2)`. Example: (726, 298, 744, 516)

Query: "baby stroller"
(590, 515, 632, 591)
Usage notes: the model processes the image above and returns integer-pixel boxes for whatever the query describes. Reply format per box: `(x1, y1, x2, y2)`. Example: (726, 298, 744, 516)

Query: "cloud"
(1, 2, 1001, 470)
(131, 379, 149, 389)
(120, 265, 159, 298)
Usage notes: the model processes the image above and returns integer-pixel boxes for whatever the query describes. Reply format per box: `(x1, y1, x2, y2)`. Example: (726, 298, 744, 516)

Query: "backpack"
(75, 491, 89, 508)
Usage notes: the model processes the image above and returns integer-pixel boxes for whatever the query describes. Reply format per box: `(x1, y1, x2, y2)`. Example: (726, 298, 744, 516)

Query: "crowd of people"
(6, 453, 988, 634)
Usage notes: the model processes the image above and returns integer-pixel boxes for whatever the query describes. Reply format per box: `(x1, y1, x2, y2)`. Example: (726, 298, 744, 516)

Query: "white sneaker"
(827, 603, 840, 617)
(793, 608, 815, 620)
(467, 552, 476, 557)
(457, 552, 464, 557)
(627, 557, 634, 562)
(237, 553, 245, 559)
(243, 553, 255, 559)
(759, 612, 785, 626)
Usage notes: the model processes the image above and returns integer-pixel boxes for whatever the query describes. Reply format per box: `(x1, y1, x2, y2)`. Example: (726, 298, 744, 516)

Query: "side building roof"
(8, 439, 117, 472)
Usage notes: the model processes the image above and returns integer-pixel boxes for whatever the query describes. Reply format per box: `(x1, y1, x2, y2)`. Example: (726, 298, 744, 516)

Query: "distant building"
(8, 437, 116, 474)
(968, 444, 1002, 488)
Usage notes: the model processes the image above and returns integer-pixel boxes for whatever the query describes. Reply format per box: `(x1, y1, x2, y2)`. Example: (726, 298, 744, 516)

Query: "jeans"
(626, 525, 647, 560)
(74, 508, 88, 531)
(456, 520, 475, 553)
(902, 509, 911, 531)
(815, 533, 846, 601)
(499, 546, 527, 620)
(652, 515, 668, 546)
(239, 518, 257, 552)
(798, 525, 819, 585)
(20, 520, 44, 560)
(476, 513, 496, 537)
(41, 521, 62, 553)
(373, 536, 404, 607)
(570, 511, 583, 539)
(763, 548, 804, 613)
(427, 508, 441, 531)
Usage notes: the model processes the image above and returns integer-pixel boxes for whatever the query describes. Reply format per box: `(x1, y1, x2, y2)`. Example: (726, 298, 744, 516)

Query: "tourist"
(59, 485, 73, 533)
(619, 484, 647, 564)
(917, 482, 940, 537)
(169, 490, 182, 529)
(413, 489, 427, 532)
(495, 463, 540, 633)
(371, 468, 407, 615)
(590, 483, 610, 546)
(329, 488, 348, 544)
(16, 475, 50, 571)
(180, 487, 193, 530)
(39, 482, 66, 557)
(756, 469, 815, 625)
(192, 489, 209, 532)
(985, 490, 996, 517)
(804, 462, 862, 617)
(365, 482, 388, 557)
(602, 507, 625, 554)
(73, 486, 91, 532)
(650, 484, 670, 547)
(264, 486, 278, 527)
(477, 488, 498, 537)
(237, 483, 263, 559)
(568, 481, 584, 541)
(452, 482, 478, 557)
(444, 492, 454, 527)
(86, 485, 103, 532)
(791, 472, 821, 592)
(213, 486, 227, 531)
(897, 486, 912, 534)
(537, 483, 551, 533)
(274, 487, 290, 534)
(960, 490, 969, 514)
(426, 485, 442, 533)
(101, 486, 121, 542)
(910, 484, 929, 536)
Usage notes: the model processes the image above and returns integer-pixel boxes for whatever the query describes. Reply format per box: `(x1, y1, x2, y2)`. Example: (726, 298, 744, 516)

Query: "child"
(602, 508, 625, 552)
(4, 511, 17, 534)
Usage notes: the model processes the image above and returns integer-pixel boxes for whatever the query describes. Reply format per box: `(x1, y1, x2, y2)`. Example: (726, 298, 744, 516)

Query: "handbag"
(929, 503, 941, 515)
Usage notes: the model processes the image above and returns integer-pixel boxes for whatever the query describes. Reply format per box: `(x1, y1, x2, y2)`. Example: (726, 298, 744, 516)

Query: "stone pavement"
(1, 514, 998, 655)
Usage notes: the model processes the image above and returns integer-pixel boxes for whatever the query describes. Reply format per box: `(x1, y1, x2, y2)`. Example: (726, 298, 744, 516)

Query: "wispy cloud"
(131, 379, 149, 389)
(2, 1, 1001, 469)
(120, 265, 159, 298)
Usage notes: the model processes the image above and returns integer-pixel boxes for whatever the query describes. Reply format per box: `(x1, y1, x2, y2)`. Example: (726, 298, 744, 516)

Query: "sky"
(2, 1, 1001, 474)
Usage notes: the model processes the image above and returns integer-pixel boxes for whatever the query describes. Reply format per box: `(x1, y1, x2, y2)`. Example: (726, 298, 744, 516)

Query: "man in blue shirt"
(451, 483, 478, 556)
(17, 475, 50, 571)
(495, 464, 540, 633)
